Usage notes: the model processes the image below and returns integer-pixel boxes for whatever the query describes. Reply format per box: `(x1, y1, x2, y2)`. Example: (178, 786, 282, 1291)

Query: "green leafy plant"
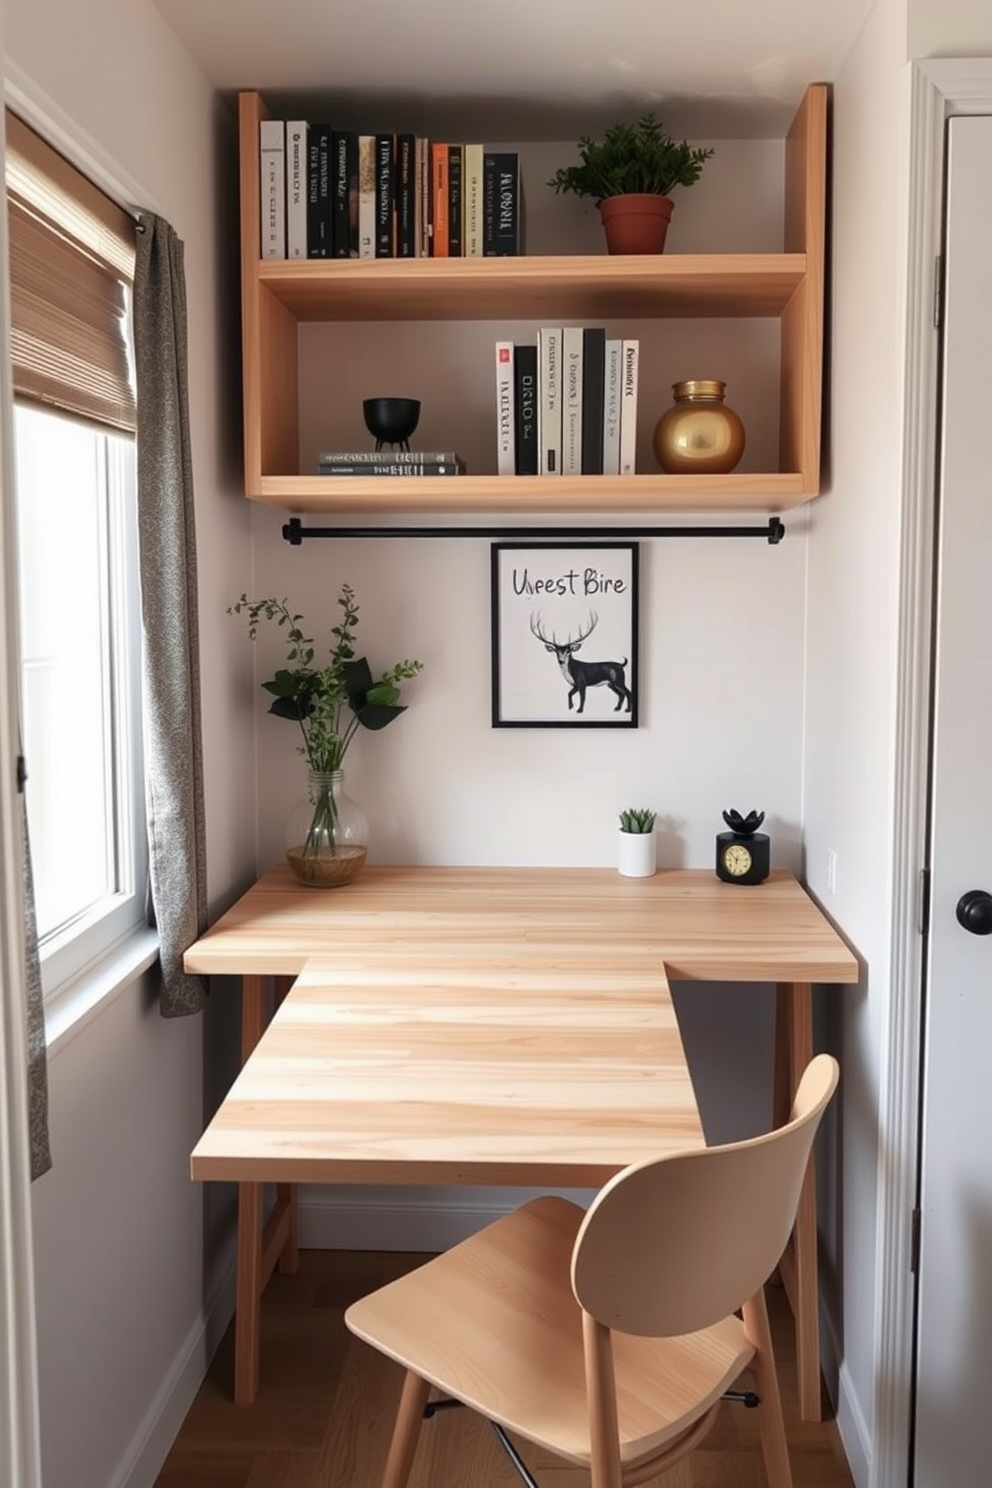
(619, 807, 657, 834)
(229, 585, 424, 773)
(548, 114, 714, 203)
(230, 586, 424, 877)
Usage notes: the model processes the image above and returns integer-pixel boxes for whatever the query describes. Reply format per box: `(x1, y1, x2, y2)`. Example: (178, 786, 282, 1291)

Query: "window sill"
(44, 925, 160, 1055)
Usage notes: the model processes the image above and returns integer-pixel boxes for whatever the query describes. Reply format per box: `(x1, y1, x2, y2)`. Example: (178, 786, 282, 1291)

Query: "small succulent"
(722, 809, 765, 837)
(619, 807, 657, 834)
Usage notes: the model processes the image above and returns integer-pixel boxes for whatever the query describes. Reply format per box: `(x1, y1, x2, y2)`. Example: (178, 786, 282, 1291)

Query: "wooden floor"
(154, 1247, 856, 1488)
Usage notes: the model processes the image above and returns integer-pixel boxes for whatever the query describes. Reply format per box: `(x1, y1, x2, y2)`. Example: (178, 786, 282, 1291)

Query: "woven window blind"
(5, 110, 137, 433)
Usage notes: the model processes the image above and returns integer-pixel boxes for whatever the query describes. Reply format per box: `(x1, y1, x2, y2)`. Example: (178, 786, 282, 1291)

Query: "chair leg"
(381, 1371, 432, 1488)
(741, 1287, 793, 1488)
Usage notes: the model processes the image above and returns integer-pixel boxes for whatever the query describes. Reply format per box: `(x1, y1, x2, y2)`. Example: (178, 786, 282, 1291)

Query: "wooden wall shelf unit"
(237, 86, 826, 517)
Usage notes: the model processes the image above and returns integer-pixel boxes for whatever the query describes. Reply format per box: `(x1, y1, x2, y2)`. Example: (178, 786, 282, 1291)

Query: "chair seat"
(345, 1194, 755, 1468)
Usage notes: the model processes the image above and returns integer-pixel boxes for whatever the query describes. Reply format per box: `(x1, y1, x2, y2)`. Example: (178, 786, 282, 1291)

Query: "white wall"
(910, 0, 992, 56)
(3, 4, 254, 1487)
(248, 135, 799, 875)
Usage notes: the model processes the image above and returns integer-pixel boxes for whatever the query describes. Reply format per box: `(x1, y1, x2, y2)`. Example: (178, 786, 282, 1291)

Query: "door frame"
(872, 57, 992, 1488)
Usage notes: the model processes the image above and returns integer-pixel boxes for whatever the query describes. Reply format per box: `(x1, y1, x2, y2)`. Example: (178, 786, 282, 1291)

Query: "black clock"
(715, 808, 770, 886)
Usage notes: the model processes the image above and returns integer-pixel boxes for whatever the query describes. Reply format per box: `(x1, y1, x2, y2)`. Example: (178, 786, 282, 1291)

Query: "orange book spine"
(431, 142, 449, 257)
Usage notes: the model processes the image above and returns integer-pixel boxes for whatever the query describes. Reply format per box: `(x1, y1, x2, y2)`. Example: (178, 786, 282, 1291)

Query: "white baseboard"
(820, 1293, 871, 1488)
(297, 1185, 524, 1251)
(112, 1244, 237, 1488)
(835, 1360, 872, 1488)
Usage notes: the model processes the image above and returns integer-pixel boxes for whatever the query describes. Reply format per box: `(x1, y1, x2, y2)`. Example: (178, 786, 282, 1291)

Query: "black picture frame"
(491, 542, 639, 728)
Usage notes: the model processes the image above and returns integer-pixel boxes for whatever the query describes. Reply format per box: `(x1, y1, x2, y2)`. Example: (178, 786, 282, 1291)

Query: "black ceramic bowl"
(362, 397, 422, 451)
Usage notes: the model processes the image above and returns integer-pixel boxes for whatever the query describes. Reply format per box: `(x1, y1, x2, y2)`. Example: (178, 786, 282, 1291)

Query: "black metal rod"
(491, 1422, 543, 1488)
(283, 517, 786, 545)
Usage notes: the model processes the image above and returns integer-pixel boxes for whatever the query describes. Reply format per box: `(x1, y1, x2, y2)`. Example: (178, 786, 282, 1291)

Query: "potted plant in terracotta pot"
(548, 115, 714, 255)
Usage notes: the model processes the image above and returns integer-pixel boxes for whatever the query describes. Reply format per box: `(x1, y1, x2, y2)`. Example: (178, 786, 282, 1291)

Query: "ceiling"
(149, 0, 877, 138)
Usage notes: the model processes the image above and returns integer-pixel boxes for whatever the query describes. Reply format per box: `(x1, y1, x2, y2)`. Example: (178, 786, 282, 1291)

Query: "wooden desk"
(186, 865, 857, 1418)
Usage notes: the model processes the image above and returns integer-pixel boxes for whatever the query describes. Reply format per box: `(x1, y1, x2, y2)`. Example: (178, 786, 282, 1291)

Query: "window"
(6, 112, 143, 1003)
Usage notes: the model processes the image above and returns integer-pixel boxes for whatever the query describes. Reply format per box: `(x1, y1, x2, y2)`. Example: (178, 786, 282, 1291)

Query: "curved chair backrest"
(571, 1054, 839, 1338)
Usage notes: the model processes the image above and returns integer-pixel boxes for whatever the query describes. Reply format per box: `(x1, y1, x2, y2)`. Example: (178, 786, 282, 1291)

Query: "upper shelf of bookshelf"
(236, 85, 827, 515)
(254, 254, 808, 322)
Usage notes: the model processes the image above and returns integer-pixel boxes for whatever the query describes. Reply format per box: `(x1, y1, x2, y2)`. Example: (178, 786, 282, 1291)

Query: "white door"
(914, 112, 992, 1488)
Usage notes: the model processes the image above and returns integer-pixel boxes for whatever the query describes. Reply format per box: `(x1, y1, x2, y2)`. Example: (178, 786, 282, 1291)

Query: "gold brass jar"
(653, 379, 746, 475)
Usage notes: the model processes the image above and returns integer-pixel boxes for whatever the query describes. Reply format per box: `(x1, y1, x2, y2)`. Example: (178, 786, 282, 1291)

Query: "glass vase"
(285, 769, 368, 888)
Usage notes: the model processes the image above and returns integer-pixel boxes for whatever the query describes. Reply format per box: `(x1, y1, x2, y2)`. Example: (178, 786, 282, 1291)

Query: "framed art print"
(491, 542, 639, 728)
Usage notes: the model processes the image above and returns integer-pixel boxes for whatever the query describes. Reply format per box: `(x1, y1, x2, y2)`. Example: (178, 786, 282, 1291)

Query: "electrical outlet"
(826, 849, 838, 896)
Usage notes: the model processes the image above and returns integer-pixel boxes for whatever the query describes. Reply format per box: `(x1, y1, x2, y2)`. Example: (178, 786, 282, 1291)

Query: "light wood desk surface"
(191, 956, 703, 1189)
(184, 864, 857, 985)
(185, 863, 857, 1417)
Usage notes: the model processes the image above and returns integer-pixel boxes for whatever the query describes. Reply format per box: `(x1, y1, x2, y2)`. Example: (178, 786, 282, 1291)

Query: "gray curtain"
(21, 781, 51, 1180)
(133, 214, 208, 1017)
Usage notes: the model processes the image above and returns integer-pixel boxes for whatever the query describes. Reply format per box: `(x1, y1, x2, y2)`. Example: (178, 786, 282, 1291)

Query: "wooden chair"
(345, 1053, 839, 1488)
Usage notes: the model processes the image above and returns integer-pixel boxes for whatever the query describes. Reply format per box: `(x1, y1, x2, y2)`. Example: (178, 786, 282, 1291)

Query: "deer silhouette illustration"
(529, 611, 633, 713)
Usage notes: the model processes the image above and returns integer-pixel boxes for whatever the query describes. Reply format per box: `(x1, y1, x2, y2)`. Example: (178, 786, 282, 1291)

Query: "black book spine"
(484, 152, 519, 256)
(307, 124, 332, 258)
(346, 131, 360, 256)
(375, 133, 395, 257)
(448, 144, 463, 257)
(396, 134, 417, 258)
(581, 327, 606, 474)
(331, 131, 352, 258)
(514, 344, 539, 475)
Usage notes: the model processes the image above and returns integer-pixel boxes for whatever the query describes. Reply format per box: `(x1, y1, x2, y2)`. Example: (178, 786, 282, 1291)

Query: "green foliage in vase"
(548, 114, 714, 203)
(619, 807, 657, 834)
(229, 584, 424, 774)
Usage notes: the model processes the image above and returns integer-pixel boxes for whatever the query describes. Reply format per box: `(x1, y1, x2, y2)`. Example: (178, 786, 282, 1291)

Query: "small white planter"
(618, 830, 656, 878)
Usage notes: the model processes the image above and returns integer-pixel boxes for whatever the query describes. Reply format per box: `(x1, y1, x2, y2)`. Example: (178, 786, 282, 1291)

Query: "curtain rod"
(282, 516, 786, 545)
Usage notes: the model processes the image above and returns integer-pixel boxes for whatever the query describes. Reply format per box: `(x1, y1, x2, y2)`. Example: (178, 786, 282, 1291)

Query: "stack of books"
(317, 451, 467, 477)
(494, 332, 640, 476)
(260, 120, 522, 261)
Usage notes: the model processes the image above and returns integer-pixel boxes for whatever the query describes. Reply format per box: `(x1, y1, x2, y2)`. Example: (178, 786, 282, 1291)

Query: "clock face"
(722, 842, 753, 877)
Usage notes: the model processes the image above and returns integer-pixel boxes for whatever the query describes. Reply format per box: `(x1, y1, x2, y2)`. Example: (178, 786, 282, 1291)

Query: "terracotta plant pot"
(598, 194, 674, 255)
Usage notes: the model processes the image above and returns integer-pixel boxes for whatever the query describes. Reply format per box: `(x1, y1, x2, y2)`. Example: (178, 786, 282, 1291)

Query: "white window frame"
(16, 411, 148, 1011)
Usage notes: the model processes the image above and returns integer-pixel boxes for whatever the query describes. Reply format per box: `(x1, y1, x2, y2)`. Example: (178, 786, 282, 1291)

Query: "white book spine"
(619, 339, 640, 475)
(561, 326, 584, 476)
(259, 119, 286, 259)
(602, 339, 623, 476)
(358, 135, 376, 259)
(538, 327, 562, 475)
(286, 121, 308, 259)
(495, 341, 515, 476)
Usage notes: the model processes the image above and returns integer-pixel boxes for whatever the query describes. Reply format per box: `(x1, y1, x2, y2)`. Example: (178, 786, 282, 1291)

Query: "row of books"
(495, 331, 640, 477)
(260, 121, 522, 261)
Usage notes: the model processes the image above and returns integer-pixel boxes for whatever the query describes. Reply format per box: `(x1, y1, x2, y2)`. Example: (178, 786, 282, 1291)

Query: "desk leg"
(273, 976, 299, 1277)
(232, 975, 299, 1405)
(775, 980, 823, 1422)
(234, 1180, 263, 1404)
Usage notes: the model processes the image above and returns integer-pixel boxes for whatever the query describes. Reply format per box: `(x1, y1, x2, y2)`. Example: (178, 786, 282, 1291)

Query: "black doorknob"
(956, 889, 992, 935)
